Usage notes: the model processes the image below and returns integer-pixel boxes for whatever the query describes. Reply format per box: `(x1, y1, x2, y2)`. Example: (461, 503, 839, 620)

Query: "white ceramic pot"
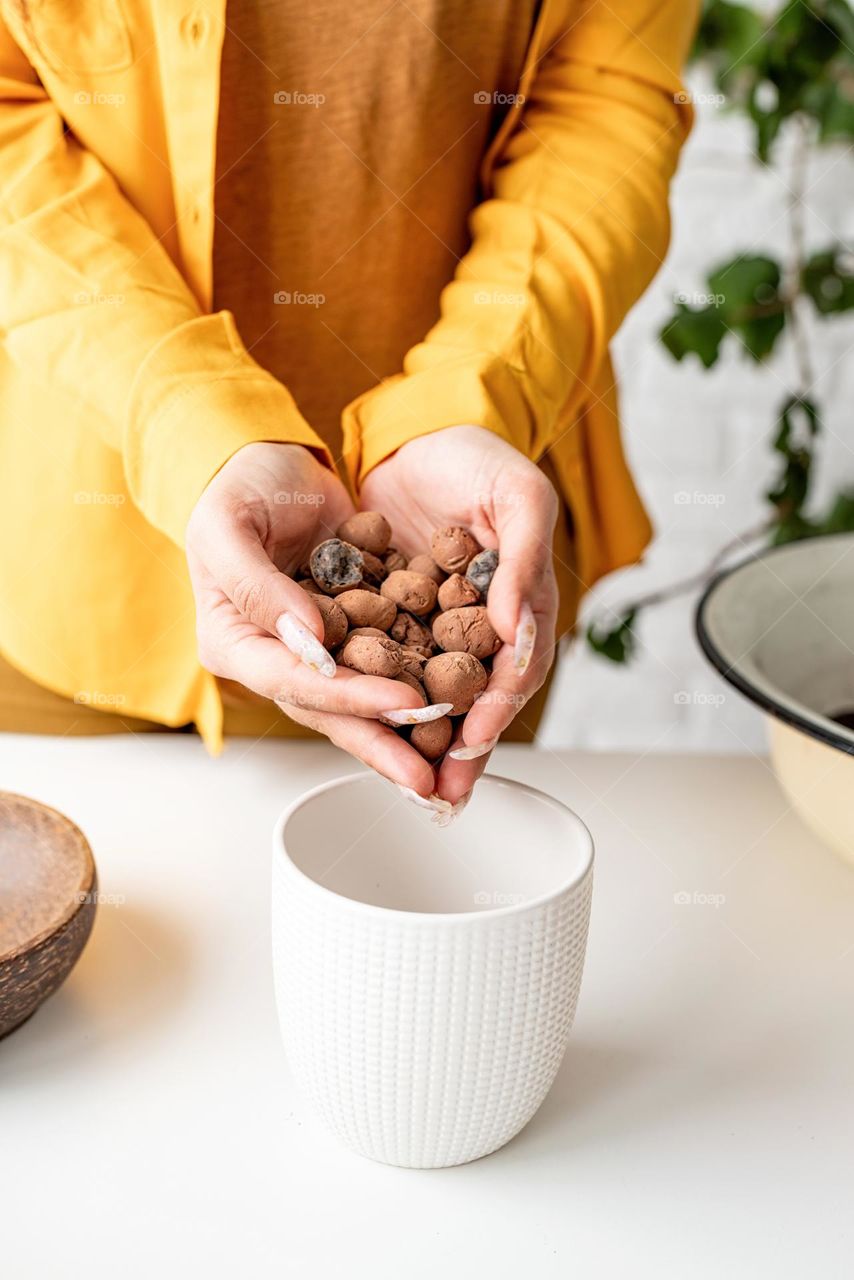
(697, 532, 854, 865)
(272, 772, 594, 1169)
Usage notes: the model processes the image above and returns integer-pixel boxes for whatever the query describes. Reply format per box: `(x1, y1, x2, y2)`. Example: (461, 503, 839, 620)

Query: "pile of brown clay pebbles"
(292, 512, 500, 763)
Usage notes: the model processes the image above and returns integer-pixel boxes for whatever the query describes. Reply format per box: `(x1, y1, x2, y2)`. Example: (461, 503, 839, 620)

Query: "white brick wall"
(540, 70, 854, 755)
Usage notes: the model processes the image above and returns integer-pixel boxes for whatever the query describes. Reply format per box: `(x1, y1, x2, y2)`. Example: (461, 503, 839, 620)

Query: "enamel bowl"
(697, 532, 854, 865)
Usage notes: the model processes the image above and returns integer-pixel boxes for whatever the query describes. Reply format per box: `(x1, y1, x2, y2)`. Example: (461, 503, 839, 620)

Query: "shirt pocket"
(2, 0, 132, 75)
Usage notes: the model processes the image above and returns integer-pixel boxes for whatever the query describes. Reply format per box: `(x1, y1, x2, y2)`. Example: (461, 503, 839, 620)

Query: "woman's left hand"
(361, 425, 560, 806)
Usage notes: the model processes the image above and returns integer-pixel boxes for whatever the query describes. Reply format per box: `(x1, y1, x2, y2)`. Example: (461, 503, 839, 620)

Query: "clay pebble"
(337, 511, 392, 556)
(310, 538, 364, 593)
(396, 670, 428, 702)
(383, 547, 408, 573)
(346, 626, 387, 640)
(432, 606, 501, 661)
(359, 549, 388, 585)
(430, 526, 481, 574)
(465, 548, 499, 599)
(406, 553, 445, 585)
(390, 610, 434, 649)
(437, 573, 481, 611)
(423, 652, 488, 715)
(339, 634, 402, 679)
(309, 593, 349, 650)
(410, 715, 453, 761)
(381, 570, 438, 616)
(335, 589, 396, 631)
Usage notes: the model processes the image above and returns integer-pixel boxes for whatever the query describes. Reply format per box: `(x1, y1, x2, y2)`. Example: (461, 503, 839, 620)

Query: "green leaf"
(818, 491, 854, 534)
(805, 78, 854, 142)
(708, 254, 787, 360)
(692, 0, 854, 157)
(772, 395, 820, 450)
(693, 0, 765, 80)
(708, 253, 781, 312)
(772, 512, 819, 544)
(747, 88, 784, 163)
(767, 396, 820, 523)
(659, 304, 726, 367)
(823, 0, 854, 50)
(662, 254, 788, 365)
(587, 610, 638, 664)
(801, 247, 854, 314)
(738, 310, 786, 360)
(767, 454, 811, 515)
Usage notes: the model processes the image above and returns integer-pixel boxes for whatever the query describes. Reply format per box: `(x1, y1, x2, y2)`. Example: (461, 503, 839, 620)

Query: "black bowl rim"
(695, 537, 854, 758)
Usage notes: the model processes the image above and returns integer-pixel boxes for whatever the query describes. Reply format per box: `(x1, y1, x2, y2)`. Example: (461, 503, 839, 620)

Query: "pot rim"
(273, 770, 594, 923)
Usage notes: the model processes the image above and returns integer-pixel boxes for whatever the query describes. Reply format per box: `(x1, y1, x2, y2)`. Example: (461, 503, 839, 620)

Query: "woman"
(0, 0, 697, 810)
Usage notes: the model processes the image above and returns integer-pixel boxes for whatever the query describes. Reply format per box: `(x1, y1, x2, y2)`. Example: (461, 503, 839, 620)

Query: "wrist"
(128, 312, 334, 549)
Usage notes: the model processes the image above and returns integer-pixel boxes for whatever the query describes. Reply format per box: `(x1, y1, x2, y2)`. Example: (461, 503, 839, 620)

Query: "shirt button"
(180, 10, 209, 45)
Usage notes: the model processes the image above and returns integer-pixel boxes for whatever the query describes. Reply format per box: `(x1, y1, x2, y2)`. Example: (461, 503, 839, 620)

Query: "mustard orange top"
(0, 0, 697, 748)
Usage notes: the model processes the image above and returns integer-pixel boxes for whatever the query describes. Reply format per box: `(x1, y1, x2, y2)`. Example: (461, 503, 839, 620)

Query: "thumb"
(486, 480, 557, 667)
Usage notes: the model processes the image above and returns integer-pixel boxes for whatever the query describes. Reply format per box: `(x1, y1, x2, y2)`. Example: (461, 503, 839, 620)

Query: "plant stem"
(597, 519, 774, 622)
(786, 114, 816, 397)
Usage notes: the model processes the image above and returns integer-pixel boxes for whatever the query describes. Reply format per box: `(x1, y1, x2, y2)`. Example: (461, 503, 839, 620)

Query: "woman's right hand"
(185, 442, 438, 794)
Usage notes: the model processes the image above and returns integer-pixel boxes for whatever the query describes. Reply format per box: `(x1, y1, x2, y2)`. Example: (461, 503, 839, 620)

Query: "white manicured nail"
(513, 602, 536, 675)
(432, 791, 472, 827)
(448, 736, 497, 761)
(396, 785, 452, 813)
(381, 702, 453, 726)
(275, 611, 336, 678)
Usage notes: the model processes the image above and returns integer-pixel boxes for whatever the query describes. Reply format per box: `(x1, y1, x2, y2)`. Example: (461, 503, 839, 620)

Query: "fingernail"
(513, 602, 536, 675)
(380, 702, 453, 727)
(432, 790, 472, 827)
(448, 736, 497, 761)
(276, 611, 336, 679)
(395, 784, 452, 814)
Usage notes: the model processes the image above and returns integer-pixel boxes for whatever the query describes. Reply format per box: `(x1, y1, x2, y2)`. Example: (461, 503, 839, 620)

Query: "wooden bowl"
(0, 792, 97, 1038)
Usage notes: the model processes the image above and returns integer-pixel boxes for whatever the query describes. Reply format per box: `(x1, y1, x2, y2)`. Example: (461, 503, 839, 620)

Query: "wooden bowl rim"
(0, 791, 96, 965)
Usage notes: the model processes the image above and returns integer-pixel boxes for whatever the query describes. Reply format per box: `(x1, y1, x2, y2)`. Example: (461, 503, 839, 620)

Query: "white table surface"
(1, 733, 853, 1278)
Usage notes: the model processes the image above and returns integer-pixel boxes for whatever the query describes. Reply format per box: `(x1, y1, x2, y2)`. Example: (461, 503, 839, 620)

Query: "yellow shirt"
(0, 0, 697, 750)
